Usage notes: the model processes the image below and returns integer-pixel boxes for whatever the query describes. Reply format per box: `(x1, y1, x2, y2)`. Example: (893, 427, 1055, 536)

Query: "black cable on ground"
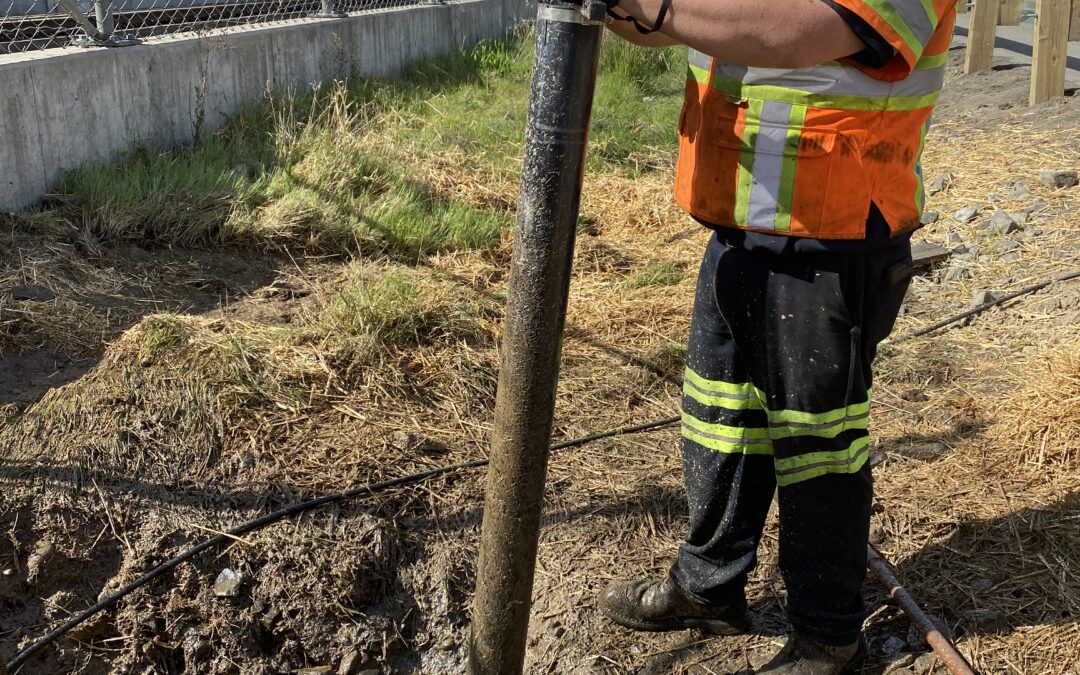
(891, 268, 1080, 343)
(4, 416, 680, 672)
(7, 266, 1079, 671)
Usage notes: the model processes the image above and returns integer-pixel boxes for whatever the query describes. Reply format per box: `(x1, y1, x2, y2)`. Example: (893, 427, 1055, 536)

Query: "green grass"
(139, 314, 193, 361)
(621, 261, 687, 289)
(317, 264, 485, 349)
(23, 31, 685, 258)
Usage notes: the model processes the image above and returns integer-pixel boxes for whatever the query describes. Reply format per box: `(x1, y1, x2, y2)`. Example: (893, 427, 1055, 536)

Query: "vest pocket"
(677, 94, 871, 238)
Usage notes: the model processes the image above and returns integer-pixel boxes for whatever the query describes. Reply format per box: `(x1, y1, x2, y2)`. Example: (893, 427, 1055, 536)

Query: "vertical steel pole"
(94, 0, 114, 41)
(467, 3, 604, 674)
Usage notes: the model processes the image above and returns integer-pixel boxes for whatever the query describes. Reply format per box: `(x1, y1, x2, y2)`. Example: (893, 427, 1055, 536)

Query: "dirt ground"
(2, 45, 1079, 674)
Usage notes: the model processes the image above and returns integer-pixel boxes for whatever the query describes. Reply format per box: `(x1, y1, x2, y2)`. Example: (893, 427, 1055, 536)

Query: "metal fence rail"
(1, 0, 430, 53)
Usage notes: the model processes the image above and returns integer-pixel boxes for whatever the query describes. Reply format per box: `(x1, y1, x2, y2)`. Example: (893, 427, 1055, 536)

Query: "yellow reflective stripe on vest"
(915, 51, 948, 70)
(682, 369, 764, 410)
(914, 117, 930, 214)
(774, 436, 872, 486)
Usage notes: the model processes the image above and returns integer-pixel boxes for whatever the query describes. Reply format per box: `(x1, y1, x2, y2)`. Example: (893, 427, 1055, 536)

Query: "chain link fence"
(1, 0, 432, 53)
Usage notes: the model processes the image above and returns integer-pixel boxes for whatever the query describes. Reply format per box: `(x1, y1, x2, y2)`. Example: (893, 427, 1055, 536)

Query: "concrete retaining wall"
(0, 0, 532, 212)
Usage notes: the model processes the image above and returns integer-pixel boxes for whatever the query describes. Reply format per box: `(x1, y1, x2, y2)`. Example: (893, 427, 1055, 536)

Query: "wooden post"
(999, 0, 1023, 24)
(1070, 0, 1080, 42)
(965, 0, 1000, 73)
(957, 0, 969, 13)
(1030, 0, 1071, 104)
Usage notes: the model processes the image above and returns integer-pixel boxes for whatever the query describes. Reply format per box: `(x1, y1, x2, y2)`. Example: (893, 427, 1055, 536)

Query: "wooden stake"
(999, 0, 1023, 24)
(1070, 0, 1080, 42)
(965, 0, 1000, 73)
(1030, 0, 1071, 105)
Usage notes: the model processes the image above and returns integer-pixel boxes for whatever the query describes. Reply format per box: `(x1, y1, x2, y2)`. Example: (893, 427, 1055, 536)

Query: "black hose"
(4, 416, 680, 671)
(7, 266, 1078, 671)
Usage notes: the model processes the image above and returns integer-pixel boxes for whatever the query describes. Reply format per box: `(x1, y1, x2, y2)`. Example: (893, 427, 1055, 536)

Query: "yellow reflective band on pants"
(682, 368, 764, 411)
(774, 436, 873, 486)
(681, 367, 874, 485)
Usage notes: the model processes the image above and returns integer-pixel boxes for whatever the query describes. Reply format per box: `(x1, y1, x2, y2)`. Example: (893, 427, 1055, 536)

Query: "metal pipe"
(867, 546, 978, 675)
(93, 0, 115, 41)
(468, 4, 604, 673)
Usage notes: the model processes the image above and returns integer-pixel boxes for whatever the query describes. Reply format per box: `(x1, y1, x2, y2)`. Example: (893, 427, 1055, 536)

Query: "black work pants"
(669, 233, 912, 645)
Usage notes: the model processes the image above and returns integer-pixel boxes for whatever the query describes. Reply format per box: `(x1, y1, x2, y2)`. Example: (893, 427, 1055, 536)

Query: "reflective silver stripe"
(894, 0, 935, 50)
(768, 411, 871, 430)
(774, 441, 871, 477)
(684, 379, 756, 401)
(689, 48, 712, 73)
(711, 62, 945, 99)
(745, 100, 792, 231)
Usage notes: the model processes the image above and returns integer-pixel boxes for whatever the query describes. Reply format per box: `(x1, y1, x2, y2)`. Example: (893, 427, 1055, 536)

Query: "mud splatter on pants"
(669, 232, 913, 645)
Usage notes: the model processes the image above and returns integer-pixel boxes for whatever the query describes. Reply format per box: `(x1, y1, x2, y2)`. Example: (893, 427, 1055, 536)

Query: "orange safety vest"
(675, 0, 958, 240)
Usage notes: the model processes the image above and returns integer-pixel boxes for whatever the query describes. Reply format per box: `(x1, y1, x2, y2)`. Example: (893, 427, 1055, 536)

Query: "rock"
(1007, 180, 1029, 199)
(11, 284, 57, 302)
(920, 211, 940, 225)
(971, 290, 996, 307)
(986, 192, 1005, 203)
(1024, 226, 1040, 239)
(213, 568, 243, 598)
(944, 232, 963, 244)
(184, 628, 212, 665)
(994, 239, 1020, 255)
(1000, 252, 1021, 263)
(951, 204, 981, 223)
(869, 524, 887, 545)
(928, 172, 955, 195)
(26, 540, 55, 583)
(972, 578, 993, 592)
(338, 650, 362, 675)
(1038, 169, 1078, 189)
(911, 241, 952, 268)
(943, 265, 969, 283)
(990, 210, 1021, 235)
(1022, 198, 1047, 216)
(882, 635, 907, 655)
(912, 653, 940, 674)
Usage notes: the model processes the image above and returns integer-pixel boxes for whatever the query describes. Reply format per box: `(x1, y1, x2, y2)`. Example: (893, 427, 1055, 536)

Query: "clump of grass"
(317, 264, 486, 349)
(646, 341, 687, 376)
(139, 314, 193, 361)
(622, 261, 686, 289)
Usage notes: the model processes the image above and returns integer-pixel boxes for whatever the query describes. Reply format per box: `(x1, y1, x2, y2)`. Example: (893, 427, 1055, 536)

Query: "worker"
(598, 1, 956, 672)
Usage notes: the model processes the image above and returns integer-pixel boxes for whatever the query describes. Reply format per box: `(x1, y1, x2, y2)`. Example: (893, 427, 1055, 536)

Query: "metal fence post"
(312, 0, 346, 18)
(94, 0, 115, 41)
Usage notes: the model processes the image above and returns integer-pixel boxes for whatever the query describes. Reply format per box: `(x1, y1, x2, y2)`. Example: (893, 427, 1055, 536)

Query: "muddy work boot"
(599, 576, 748, 634)
(756, 634, 867, 674)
